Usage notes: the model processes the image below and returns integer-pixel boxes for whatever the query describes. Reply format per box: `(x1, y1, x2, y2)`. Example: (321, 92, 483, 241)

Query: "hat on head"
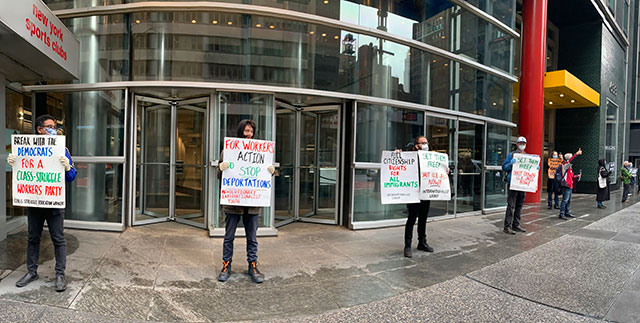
(516, 136, 527, 143)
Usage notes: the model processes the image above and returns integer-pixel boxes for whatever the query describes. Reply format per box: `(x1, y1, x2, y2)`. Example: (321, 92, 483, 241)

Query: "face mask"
(553, 154, 558, 158)
(421, 144, 429, 151)
(44, 127, 57, 136)
(518, 145, 526, 151)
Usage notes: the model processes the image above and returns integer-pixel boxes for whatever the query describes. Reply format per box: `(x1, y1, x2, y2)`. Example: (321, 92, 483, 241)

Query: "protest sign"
(418, 151, 451, 200)
(220, 137, 275, 207)
(12, 134, 66, 208)
(509, 153, 541, 193)
(380, 151, 419, 204)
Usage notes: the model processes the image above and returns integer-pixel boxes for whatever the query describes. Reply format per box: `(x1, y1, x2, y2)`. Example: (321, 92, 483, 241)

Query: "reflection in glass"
(426, 116, 455, 217)
(486, 124, 510, 166)
(353, 169, 407, 222)
(356, 104, 424, 162)
(457, 121, 483, 213)
(66, 163, 123, 223)
(485, 170, 507, 209)
(175, 107, 206, 225)
(6, 89, 33, 222)
(215, 92, 273, 228)
(275, 109, 296, 225)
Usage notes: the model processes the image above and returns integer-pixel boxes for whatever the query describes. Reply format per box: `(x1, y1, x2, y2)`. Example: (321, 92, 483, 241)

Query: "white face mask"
(553, 154, 558, 158)
(518, 145, 526, 151)
(421, 144, 429, 151)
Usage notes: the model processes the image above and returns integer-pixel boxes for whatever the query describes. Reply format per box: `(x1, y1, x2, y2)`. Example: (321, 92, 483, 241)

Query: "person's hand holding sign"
(7, 153, 16, 168)
(59, 156, 71, 171)
(576, 148, 583, 156)
(219, 161, 231, 171)
(267, 165, 275, 175)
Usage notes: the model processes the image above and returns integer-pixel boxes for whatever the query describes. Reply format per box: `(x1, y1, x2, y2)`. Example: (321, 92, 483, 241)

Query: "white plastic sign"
(220, 137, 275, 207)
(418, 151, 451, 200)
(380, 151, 419, 204)
(12, 134, 66, 208)
(509, 153, 541, 193)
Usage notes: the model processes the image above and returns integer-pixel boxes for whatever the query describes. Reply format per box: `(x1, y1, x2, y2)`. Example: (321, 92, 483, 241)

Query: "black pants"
(404, 200, 430, 248)
(222, 211, 259, 263)
(623, 183, 631, 202)
(504, 189, 526, 229)
(27, 208, 66, 276)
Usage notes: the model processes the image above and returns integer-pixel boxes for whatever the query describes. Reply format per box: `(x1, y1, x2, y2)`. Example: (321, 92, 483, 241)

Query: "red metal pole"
(519, 0, 548, 203)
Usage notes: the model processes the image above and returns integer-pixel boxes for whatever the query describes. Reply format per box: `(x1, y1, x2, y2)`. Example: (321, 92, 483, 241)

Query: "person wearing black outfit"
(217, 120, 275, 284)
(404, 136, 435, 258)
(596, 159, 610, 209)
(8, 115, 77, 292)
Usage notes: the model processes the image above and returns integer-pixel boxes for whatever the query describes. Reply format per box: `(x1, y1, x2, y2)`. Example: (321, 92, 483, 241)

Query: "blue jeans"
(222, 211, 259, 263)
(547, 179, 559, 207)
(597, 200, 603, 207)
(560, 187, 572, 217)
(27, 208, 66, 275)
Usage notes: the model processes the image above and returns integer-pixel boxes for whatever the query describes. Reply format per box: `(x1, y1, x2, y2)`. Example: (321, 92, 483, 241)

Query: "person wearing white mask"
(501, 136, 528, 235)
(403, 136, 432, 258)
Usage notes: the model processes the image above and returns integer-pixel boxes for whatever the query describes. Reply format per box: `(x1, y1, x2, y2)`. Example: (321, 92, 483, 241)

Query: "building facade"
(5, 0, 635, 238)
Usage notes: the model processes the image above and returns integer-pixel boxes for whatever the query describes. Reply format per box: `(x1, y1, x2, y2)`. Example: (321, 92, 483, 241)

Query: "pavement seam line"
(463, 274, 604, 321)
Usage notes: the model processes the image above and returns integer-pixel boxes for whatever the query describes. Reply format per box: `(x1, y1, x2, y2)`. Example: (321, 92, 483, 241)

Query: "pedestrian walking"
(8, 115, 77, 292)
(596, 159, 610, 209)
(501, 136, 529, 235)
(403, 136, 436, 258)
(217, 120, 275, 284)
(621, 161, 632, 203)
(547, 151, 562, 210)
(558, 149, 583, 220)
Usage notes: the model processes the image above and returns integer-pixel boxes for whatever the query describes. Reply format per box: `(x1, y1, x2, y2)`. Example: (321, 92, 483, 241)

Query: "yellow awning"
(512, 70, 600, 110)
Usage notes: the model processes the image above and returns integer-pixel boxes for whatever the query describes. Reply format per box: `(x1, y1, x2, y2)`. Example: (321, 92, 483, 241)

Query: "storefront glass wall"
(56, 7, 512, 119)
(42, 90, 126, 223)
(484, 123, 509, 209)
(5, 89, 33, 222)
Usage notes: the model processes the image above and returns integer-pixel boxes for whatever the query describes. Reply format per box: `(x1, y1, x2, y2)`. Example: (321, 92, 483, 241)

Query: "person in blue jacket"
(501, 136, 528, 235)
(7, 115, 77, 292)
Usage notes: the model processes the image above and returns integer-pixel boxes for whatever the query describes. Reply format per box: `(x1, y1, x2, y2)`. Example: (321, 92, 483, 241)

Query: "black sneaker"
(15, 272, 38, 288)
(547, 205, 552, 209)
(417, 243, 434, 253)
(554, 205, 560, 209)
(248, 262, 264, 284)
(503, 227, 516, 235)
(565, 214, 575, 218)
(513, 226, 526, 233)
(218, 261, 231, 282)
(55, 275, 66, 292)
(559, 215, 568, 220)
(404, 247, 412, 258)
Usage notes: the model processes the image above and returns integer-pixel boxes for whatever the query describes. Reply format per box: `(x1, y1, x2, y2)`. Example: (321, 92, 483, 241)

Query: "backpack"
(555, 164, 568, 189)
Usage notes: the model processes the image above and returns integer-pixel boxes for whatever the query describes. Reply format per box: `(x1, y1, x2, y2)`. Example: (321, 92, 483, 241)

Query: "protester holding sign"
(558, 149, 582, 220)
(217, 119, 275, 284)
(501, 136, 531, 235)
(402, 136, 450, 258)
(8, 115, 76, 292)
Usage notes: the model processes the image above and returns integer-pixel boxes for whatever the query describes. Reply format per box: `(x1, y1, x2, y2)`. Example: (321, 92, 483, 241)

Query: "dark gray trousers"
(222, 211, 259, 263)
(504, 188, 525, 229)
(26, 207, 66, 276)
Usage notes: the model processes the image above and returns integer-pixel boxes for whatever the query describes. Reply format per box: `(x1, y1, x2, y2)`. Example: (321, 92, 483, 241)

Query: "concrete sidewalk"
(1, 191, 639, 322)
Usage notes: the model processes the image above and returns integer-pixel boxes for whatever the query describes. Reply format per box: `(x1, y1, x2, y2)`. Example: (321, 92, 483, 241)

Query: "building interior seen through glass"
(5, 89, 33, 222)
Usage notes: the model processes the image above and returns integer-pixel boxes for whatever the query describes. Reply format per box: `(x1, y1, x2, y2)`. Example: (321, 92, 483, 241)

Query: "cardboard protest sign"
(12, 135, 66, 208)
(220, 137, 275, 207)
(380, 151, 419, 204)
(418, 151, 451, 200)
(509, 153, 541, 193)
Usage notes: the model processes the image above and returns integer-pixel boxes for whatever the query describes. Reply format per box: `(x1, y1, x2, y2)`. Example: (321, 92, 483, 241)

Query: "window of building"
(5, 88, 33, 222)
(608, 0, 616, 16)
(605, 99, 619, 179)
(624, 0, 629, 34)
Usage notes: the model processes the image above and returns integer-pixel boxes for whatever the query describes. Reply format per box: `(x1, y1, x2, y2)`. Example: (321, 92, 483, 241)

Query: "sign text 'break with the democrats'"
(220, 137, 275, 207)
(12, 134, 66, 208)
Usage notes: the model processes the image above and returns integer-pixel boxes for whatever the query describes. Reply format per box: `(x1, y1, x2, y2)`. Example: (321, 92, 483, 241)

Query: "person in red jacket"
(558, 148, 582, 220)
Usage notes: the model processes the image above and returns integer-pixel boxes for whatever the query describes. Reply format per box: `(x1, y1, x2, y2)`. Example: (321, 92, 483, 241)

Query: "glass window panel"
(426, 116, 455, 217)
(67, 163, 123, 223)
(215, 92, 274, 228)
(5, 89, 33, 222)
(355, 104, 424, 162)
(486, 124, 510, 166)
(61, 15, 129, 83)
(44, 91, 125, 157)
(456, 121, 483, 213)
(352, 168, 408, 222)
(484, 170, 507, 209)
